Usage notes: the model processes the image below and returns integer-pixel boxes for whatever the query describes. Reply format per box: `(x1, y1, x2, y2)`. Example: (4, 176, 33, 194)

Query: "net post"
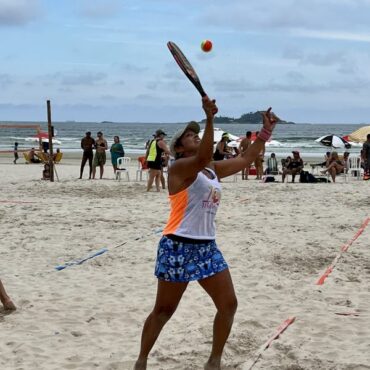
(47, 100, 54, 182)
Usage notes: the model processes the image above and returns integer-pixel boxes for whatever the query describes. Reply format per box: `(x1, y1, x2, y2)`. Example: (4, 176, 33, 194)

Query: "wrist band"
(257, 128, 272, 142)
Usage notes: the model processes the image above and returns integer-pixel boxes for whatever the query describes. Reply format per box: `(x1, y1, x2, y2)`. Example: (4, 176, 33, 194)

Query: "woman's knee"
(218, 295, 238, 316)
(152, 304, 178, 323)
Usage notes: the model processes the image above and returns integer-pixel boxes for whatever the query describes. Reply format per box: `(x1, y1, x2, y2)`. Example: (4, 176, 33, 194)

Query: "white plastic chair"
(348, 156, 362, 180)
(116, 157, 131, 181)
(136, 156, 149, 181)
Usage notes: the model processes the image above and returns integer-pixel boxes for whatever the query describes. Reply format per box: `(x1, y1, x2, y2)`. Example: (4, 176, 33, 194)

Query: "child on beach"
(134, 97, 277, 370)
(0, 279, 16, 311)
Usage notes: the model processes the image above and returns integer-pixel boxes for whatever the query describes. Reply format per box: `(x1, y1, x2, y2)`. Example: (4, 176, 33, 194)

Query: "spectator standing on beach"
(362, 134, 370, 180)
(110, 136, 125, 175)
(134, 97, 277, 370)
(92, 131, 108, 180)
(213, 133, 232, 161)
(13, 142, 19, 164)
(0, 278, 16, 311)
(239, 131, 252, 179)
(145, 129, 170, 192)
(254, 131, 265, 180)
(79, 131, 95, 179)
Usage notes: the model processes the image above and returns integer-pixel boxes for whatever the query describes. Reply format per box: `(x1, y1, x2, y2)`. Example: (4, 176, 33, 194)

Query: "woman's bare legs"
(198, 269, 238, 370)
(134, 280, 188, 370)
(321, 162, 344, 182)
(0, 279, 16, 311)
(147, 169, 161, 192)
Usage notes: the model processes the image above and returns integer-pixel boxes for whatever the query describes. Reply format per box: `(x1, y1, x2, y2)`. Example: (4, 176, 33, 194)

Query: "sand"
(0, 155, 369, 370)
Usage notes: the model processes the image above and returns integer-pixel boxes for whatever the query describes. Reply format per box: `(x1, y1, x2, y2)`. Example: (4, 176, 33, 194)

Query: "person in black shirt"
(282, 150, 303, 182)
(79, 131, 95, 179)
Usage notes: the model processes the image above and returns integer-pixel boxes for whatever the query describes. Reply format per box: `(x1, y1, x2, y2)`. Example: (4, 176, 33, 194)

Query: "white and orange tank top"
(163, 168, 221, 240)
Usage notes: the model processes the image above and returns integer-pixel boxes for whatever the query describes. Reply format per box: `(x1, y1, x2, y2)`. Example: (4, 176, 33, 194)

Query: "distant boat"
(101, 121, 114, 124)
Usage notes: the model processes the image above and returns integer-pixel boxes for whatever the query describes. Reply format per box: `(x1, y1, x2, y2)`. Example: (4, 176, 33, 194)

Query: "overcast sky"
(1, 0, 370, 123)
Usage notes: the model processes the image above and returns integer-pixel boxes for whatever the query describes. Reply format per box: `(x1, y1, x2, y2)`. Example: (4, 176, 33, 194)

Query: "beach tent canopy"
(347, 126, 370, 143)
(315, 134, 351, 149)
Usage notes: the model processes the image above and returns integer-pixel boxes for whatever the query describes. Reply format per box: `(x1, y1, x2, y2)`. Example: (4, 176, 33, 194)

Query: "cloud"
(0, 73, 13, 87)
(0, 0, 41, 26)
(199, 0, 370, 42)
(44, 71, 108, 86)
(76, 0, 124, 19)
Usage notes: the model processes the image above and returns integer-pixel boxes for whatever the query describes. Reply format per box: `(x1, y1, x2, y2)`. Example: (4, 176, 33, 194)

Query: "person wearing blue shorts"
(134, 97, 278, 370)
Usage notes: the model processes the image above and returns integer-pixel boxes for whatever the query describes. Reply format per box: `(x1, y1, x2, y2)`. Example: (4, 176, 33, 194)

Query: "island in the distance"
(200, 111, 295, 124)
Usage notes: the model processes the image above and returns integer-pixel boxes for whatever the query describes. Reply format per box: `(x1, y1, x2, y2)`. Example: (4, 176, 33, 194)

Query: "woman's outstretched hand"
(202, 96, 218, 118)
(261, 107, 278, 132)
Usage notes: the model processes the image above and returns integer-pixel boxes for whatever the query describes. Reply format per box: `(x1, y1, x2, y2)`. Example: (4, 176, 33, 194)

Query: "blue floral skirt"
(154, 235, 228, 282)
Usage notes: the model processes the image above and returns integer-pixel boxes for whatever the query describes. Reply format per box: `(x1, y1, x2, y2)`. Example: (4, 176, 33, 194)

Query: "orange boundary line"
(243, 317, 296, 370)
(316, 217, 370, 285)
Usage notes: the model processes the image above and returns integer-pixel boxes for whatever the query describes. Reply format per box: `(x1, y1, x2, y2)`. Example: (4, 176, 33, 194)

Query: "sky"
(1, 0, 370, 123)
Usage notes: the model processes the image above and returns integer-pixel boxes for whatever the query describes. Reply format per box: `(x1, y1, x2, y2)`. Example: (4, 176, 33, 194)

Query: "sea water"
(0, 121, 364, 158)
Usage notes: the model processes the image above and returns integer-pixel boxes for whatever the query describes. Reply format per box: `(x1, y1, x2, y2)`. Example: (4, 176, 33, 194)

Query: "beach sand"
(0, 155, 369, 370)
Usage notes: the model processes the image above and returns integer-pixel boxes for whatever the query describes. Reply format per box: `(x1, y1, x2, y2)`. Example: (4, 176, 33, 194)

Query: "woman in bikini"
(134, 96, 277, 370)
(321, 151, 345, 182)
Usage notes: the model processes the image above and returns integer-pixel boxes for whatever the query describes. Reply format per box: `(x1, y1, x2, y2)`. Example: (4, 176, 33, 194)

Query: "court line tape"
(243, 217, 369, 368)
(55, 228, 162, 271)
(316, 217, 370, 285)
(242, 317, 296, 370)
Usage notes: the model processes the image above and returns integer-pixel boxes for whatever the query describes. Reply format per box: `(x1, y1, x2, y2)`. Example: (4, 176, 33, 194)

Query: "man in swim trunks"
(239, 131, 252, 179)
(79, 131, 95, 179)
(134, 97, 278, 370)
(92, 131, 108, 179)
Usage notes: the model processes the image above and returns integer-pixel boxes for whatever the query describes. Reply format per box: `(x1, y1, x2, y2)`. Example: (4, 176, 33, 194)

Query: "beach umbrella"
(315, 135, 351, 149)
(347, 125, 370, 143)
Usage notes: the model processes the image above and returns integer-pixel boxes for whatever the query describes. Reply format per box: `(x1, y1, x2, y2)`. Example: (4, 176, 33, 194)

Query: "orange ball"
(201, 40, 213, 52)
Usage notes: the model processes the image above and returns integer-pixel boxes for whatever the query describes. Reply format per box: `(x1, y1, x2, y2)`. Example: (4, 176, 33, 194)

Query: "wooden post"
(47, 100, 54, 182)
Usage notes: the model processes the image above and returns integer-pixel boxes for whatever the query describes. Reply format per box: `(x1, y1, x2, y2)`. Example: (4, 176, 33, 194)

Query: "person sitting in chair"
(265, 152, 278, 174)
(282, 151, 303, 183)
(28, 148, 41, 163)
(320, 151, 344, 183)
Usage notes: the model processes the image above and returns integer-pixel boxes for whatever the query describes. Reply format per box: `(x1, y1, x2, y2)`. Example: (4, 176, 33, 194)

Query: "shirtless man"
(0, 279, 16, 311)
(92, 131, 108, 179)
(238, 131, 252, 179)
(79, 132, 95, 179)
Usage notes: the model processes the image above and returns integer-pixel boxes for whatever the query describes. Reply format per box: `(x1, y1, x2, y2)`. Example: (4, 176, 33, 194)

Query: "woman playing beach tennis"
(134, 97, 277, 370)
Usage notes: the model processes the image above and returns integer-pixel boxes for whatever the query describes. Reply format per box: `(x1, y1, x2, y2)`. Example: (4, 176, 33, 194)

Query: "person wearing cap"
(134, 96, 278, 370)
(213, 132, 232, 161)
(145, 129, 170, 191)
(79, 131, 95, 179)
(282, 150, 303, 183)
(92, 131, 108, 179)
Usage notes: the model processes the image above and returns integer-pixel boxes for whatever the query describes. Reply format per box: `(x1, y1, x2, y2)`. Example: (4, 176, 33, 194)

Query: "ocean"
(0, 121, 365, 158)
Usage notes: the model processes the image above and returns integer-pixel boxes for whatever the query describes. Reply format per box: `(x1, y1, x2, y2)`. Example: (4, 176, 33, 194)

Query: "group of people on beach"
(79, 131, 124, 179)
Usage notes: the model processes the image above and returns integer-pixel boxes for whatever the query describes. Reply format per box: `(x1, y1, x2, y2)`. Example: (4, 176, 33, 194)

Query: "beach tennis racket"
(167, 41, 207, 97)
